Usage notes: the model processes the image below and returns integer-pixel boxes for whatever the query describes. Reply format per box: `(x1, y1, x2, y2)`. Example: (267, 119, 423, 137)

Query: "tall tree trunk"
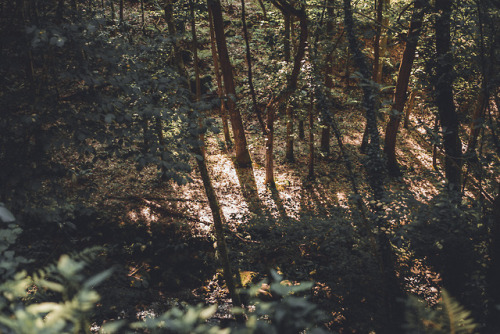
(284, 103, 295, 162)
(241, 0, 266, 133)
(119, 0, 123, 23)
(190, 0, 242, 305)
(265, 102, 276, 186)
(164, 0, 185, 75)
(265, 0, 308, 185)
(361, 0, 390, 153)
(208, 7, 232, 148)
(208, 0, 253, 167)
(280, 6, 294, 162)
(434, 0, 462, 191)
(320, 0, 336, 155)
(308, 93, 314, 179)
(383, 0, 425, 175)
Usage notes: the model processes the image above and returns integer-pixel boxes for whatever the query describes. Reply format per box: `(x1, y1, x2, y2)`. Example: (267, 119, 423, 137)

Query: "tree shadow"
(234, 165, 265, 217)
(269, 185, 288, 220)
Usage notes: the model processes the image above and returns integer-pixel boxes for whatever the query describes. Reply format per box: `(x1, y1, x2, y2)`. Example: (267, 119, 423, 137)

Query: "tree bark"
(434, 0, 462, 191)
(208, 0, 253, 167)
(320, 0, 336, 155)
(383, 0, 425, 175)
(241, 0, 266, 134)
(308, 93, 314, 179)
(208, 6, 232, 148)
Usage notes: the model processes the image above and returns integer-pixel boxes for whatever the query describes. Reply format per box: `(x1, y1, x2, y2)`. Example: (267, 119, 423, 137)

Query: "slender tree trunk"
(111, 0, 115, 21)
(283, 11, 291, 62)
(119, 0, 123, 23)
(208, 7, 232, 148)
(285, 103, 295, 162)
(280, 6, 294, 162)
(140, 0, 145, 28)
(432, 115, 439, 170)
(265, 1, 308, 185)
(164, 0, 185, 75)
(372, 0, 383, 85)
(361, 0, 390, 152)
(434, 0, 462, 191)
(255, 0, 267, 19)
(308, 93, 314, 179)
(241, 0, 266, 133)
(299, 119, 305, 139)
(383, 0, 425, 175)
(208, 0, 253, 167)
(190, 0, 242, 305)
(320, 0, 335, 155)
(265, 103, 275, 186)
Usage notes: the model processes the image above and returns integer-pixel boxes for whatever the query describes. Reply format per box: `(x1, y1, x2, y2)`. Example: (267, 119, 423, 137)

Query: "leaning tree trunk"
(383, 0, 426, 175)
(190, 0, 242, 306)
(208, 0, 253, 167)
(434, 0, 462, 192)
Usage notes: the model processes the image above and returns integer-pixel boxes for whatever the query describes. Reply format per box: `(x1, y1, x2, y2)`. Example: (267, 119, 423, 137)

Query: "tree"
(265, 0, 308, 186)
(383, 0, 427, 175)
(434, 0, 463, 191)
(208, 0, 253, 168)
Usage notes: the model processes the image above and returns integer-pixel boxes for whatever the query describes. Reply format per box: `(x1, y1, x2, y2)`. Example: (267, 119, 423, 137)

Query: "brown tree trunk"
(265, 1, 308, 185)
(434, 0, 462, 191)
(308, 93, 314, 179)
(241, 0, 266, 133)
(265, 102, 275, 186)
(383, 0, 425, 175)
(208, 0, 253, 167)
(320, 0, 335, 155)
(285, 103, 295, 162)
(190, 1, 242, 306)
(280, 5, 294, 162)
(208, 7, 232, 148)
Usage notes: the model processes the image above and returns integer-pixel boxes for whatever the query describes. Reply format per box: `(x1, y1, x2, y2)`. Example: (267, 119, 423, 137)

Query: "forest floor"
(58, 92, 451, 331)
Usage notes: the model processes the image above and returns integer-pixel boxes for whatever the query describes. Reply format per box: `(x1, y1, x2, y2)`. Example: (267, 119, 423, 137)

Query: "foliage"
(0, 222, 31, 283)
(405, 290, 477, 334)
(0, 253, 112, 334)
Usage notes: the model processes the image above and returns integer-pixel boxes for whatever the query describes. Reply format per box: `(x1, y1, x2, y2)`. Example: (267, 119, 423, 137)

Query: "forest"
(0, 0, 499, 332)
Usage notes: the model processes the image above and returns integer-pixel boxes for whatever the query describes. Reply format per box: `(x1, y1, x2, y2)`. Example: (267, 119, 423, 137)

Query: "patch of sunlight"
(141, 207, 158, 222)
(336, 191, 349, 209)
(128, 210, 138, 221)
